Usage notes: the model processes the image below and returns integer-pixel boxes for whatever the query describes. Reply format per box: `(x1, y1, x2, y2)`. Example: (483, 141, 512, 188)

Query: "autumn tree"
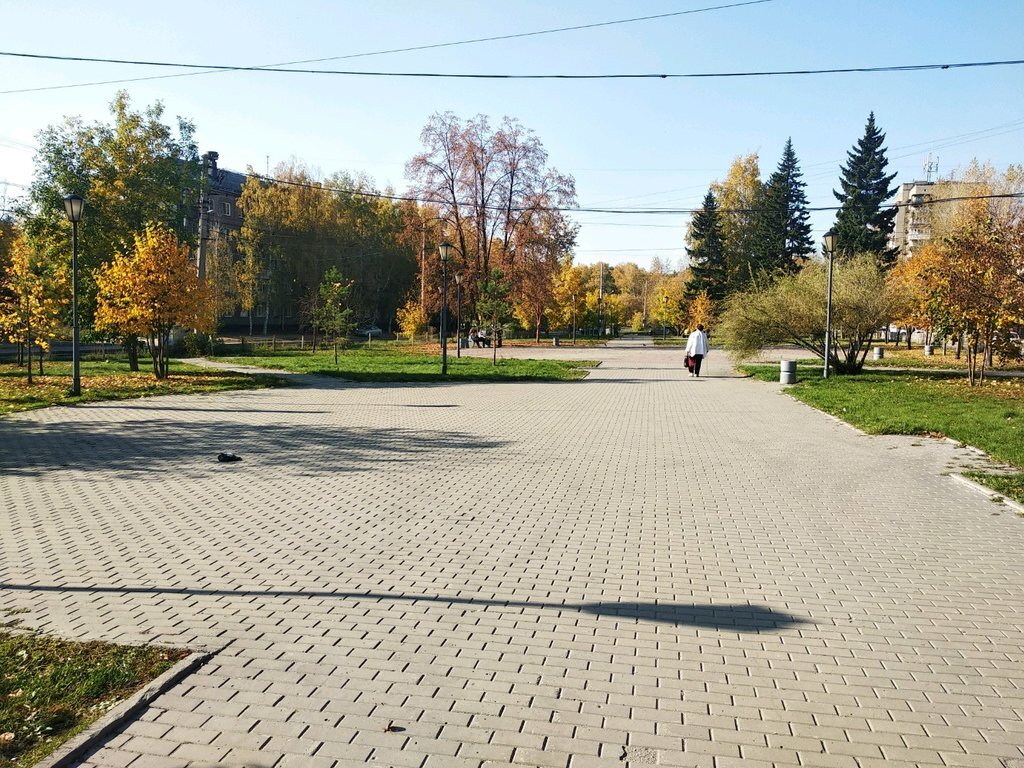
(511, 209, 577, 341)
(406, 112, 576, 314)
(22, 92, 201, 327)
(754, 139, 813, 276)
(548, 262, 590, 344)
(94, 226, 215, 379)
(687, 290, 716, 334)
(833, 112, 898, 266)
(710, 154, 763, 290)
(0, 230, 69, 382)
(235, 164, 417, 334)
(918, 202, 1024, 384)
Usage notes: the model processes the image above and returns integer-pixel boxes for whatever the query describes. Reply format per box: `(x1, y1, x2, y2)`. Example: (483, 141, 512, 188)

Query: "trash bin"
(873, 346, 884, 360)
(923, 344, 934, 356)
(553, 336, 560, 347)
(780, 360, 796, 385)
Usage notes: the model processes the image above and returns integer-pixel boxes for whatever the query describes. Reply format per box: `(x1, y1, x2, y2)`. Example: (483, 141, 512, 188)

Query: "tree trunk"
(905, 327, 912, 349)
(126, 336, 140, 372)
(248, 312, 253, 336)
(492, 325, 497, 366)
(26, 337, 32, 385)
(38, 347, 44, 377)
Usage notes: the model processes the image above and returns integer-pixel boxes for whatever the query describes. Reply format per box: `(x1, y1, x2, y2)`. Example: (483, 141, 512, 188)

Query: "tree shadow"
(0, 582, 807, 632)
(0, 417, 507, 479)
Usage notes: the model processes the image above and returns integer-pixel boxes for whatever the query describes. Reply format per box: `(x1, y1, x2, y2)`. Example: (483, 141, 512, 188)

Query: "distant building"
(889, 179, 984, 259)
(198, 151, 246, 279)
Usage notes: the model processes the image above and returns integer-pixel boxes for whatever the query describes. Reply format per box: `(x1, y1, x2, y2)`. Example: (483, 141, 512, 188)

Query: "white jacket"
(685, 330, 709, 356)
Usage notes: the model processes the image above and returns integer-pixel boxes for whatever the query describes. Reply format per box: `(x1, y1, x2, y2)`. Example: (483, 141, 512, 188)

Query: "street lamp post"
(63, 194, 85, 396)
(823, 228, 837, 379)
(662, 295, 668, 340)
(454, 273, 463, 359)
(438, 241, 452, 375)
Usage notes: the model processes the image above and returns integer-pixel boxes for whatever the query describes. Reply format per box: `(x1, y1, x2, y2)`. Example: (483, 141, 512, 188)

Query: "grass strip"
(962, 471, 1024, 506)
(0, 360, 285, 416)
(740, 364, 1024, 493)
(0, 628, 186, 767)
(216, 347, 595, 382)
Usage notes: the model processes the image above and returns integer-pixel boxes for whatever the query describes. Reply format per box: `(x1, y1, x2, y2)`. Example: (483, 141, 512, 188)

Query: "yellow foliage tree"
(918, 202, 1024, 384)
(0, 231, 69, 382)
(95, 225, 215, 379)
(396, 297, 428, 341)
(547, 262, 589, 344)
(687, 290, 716, 333)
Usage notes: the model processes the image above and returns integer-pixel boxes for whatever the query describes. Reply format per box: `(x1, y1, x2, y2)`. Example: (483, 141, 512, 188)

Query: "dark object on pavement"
(217, 452, 242, 463)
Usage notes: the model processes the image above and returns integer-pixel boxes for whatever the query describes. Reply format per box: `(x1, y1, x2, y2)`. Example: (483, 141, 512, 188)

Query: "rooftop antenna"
(924, 154, 939, 182)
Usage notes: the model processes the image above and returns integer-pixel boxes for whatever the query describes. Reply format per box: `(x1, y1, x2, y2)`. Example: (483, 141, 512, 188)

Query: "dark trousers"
(692, 354, 704, 376)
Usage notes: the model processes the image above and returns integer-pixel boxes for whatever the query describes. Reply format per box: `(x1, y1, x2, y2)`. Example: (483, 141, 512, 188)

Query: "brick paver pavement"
(2, 342, 1023, 768)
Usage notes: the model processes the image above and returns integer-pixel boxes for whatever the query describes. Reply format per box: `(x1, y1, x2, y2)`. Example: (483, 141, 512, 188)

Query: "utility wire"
(0, 1, 774, 95)
(1, 51, 1022, 90)
(230, 167, 1023, 216)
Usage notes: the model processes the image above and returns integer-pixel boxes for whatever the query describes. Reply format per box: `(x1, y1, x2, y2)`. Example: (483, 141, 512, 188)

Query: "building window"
(222, 202, 232, 216)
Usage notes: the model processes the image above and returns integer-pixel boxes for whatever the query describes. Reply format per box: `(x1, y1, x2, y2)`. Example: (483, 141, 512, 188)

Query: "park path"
(1, 344, 1023, 767)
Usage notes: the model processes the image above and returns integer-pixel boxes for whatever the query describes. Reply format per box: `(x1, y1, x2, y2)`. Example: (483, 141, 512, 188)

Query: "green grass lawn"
(216, 346, 597, 382)
(741, 363, 1024, 504)
(0, 359, 285, 416)
(0, 626, 186, 767)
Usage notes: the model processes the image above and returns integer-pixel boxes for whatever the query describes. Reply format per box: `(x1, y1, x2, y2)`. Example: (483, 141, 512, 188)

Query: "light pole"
(438, 241, 452, 375)
(454, 273, 463, 359)
(571, 292, 577, 346)
(662, 295, 668, 340)
(63, 194, 85, 396)
(823, 228, 837, 379)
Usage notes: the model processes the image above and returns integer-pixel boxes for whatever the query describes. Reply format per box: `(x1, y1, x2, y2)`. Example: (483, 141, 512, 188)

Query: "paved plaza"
(1, 342, 1023, 768)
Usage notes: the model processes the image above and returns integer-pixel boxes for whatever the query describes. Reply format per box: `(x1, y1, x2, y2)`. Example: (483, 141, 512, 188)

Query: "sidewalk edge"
(35, 645, 222, 768)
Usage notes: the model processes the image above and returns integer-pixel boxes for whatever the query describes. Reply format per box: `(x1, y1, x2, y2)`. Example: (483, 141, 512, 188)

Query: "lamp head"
(823, 228, 838, 254)
(438, 241, 453, 262)
(454, 273, 463, 285)
(63, 194, 85, 223)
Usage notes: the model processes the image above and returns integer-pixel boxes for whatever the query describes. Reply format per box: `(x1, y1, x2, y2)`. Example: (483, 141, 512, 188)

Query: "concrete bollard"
(873, 346, 884, 360)
(923, 344, 934, 356)
(780, 360, 796, 384)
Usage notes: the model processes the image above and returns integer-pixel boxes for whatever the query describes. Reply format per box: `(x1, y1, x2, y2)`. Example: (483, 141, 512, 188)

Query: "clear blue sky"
(1, 0, 1022, 268)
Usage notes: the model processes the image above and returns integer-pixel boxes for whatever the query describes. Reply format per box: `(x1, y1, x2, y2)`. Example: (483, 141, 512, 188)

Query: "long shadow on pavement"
(0, 417, 507, 479)
(0, 582, 806, 632)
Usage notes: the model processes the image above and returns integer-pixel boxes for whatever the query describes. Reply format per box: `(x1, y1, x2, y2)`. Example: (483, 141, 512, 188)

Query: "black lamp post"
(823, 228, 838, 379)
(662, 295, 668, 340)
(63, 194, 85, 396)
(438, 241, 452, 375)
(454, 273, 463, 359)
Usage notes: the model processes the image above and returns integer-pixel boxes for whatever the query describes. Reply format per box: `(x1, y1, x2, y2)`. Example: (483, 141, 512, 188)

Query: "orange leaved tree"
(95, 225, 215, 379)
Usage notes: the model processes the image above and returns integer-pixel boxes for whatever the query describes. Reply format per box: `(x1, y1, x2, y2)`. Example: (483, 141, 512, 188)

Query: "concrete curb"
(950, 473, 1024, 517)
(35, 645, 221, 768)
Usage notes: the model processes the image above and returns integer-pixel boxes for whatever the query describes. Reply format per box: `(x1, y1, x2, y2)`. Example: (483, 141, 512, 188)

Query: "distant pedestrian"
(685, 324, 709, 377)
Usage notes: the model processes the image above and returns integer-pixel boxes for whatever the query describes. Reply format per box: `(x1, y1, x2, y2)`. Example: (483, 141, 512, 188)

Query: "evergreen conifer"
(685, 190, 729, 302)
(833, 112, 899, 267)
(754, 138, 813, 276)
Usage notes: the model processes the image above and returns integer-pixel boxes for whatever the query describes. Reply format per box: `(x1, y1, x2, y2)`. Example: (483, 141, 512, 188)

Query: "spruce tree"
(685, 190, 729, 302)
(832, 112, 899, 267)
(754, 138, 813, 276)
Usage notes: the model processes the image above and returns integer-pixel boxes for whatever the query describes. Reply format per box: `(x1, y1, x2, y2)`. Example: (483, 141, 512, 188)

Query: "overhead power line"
(0, 1, 774, 95)
(230, 167, 1024, 216)
(1, 51, 1022, 92)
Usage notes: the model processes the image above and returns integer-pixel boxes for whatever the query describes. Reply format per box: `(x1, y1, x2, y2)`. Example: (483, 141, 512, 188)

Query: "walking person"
(685, 324, 709, 377)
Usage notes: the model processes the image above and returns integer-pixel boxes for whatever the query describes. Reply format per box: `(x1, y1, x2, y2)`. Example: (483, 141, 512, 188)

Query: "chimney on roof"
(202, 151, 219, 178)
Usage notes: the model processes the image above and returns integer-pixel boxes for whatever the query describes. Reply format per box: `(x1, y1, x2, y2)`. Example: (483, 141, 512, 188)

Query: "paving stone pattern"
(1, 344, 1023, 768)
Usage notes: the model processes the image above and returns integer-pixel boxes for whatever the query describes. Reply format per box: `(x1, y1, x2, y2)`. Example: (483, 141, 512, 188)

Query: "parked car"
(354, 324, 383, 338)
